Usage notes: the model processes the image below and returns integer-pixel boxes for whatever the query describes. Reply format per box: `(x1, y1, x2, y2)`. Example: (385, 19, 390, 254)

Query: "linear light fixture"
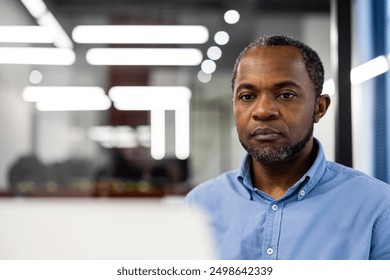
(20, 0, 73, 49)
(108, 86, 191, 110)
(350, 55, 389, 85)
(23, 86, 111, 111)
(151, 110, 166, 160)
(86, 48, 202, 66)
(0, 47, 75, 65)
(36, 99, 110, 111)
(0, 26, 55, 43)
(109, 86, 191, 160)
(37, 11, 73, 49)
(72, 25, 209, 44)
(20, 0, 47, 18)
(175, 105, 190, 160)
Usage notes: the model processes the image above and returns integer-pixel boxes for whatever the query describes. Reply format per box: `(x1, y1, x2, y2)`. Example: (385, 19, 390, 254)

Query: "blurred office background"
(0, 0, 389, 198)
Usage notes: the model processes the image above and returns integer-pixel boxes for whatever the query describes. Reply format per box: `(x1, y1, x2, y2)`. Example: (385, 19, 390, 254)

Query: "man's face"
(233, 46, 317, 163)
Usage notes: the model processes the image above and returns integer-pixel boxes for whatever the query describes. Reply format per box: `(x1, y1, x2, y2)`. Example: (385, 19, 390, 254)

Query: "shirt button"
(300, 190, 306, 197)
(266, 248, 274, 255)
(271, 204, 278, 211)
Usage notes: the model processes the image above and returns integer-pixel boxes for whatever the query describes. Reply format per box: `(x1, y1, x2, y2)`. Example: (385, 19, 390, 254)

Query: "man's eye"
(239, 93, 254, 100)
(279, 92, 296, 99)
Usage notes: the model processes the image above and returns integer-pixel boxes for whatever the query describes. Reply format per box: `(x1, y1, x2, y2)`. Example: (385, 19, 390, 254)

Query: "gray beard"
(241, 124, 314, 163)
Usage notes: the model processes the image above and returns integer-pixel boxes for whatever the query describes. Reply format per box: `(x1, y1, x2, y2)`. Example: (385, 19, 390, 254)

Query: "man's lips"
(251, 128, 282, 140)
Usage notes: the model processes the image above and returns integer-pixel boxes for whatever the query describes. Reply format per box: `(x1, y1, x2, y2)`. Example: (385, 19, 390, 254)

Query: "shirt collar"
(237, 138, 327, 201)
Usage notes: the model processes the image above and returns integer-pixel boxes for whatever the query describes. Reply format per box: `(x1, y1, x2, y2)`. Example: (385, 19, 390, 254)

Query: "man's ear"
(314, 94, 331, 123)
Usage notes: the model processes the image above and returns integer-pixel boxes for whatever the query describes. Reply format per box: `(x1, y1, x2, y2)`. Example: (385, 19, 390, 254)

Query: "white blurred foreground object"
(0, 199, 215, 259)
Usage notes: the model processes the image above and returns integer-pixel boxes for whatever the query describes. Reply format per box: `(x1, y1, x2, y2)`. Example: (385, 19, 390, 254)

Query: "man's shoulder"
(325, 160, 390, 191)
(185, 170, 239, 203)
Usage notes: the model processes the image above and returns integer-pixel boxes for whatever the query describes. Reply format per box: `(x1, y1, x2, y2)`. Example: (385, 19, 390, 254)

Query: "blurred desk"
(1, 179, 191, 198)
(0, 198, 215, 259)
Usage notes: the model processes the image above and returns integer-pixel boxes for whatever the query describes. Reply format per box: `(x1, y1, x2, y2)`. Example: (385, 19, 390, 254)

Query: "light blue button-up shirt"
(185, 140, 390, 259)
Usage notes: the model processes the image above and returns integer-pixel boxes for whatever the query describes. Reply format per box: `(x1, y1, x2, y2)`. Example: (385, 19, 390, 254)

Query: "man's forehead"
(234, 45, 313, 91)
(237, 46, 306, 75)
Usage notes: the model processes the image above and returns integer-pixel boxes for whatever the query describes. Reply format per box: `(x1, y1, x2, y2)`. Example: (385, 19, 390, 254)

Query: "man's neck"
(250, 140, 317, 200)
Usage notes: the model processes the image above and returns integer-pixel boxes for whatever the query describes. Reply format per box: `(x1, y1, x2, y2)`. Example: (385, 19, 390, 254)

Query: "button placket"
(261, 201, 284, 259)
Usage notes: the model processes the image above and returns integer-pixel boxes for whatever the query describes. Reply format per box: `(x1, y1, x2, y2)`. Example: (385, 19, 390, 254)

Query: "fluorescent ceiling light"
(0, 26, 55, 43)
(20, 0, 73, 49)
(175, 106, 190, 160)
(350, 55, 389, 85)
(109, 86, 191, 160)
(29, 70, 43, 84)
(207, 46, 222, 60)
(197, 70, 212, 83)
(109, 86, 191, 111)
(151, 110, 166, 160)
(214, 31, 229, 45)
(72, 25, 209, 44)
(201, 59, 217, 74)
(20, 0, 47, 18)
(23, 86, 106, 101)
(23, 86, 111, 111)
(36, 99, 110, 111)
(38, 12, 73, 49)
(0, 47, 75, 65)
(86, 48, 202, 66)
(224, 10, 240, 24)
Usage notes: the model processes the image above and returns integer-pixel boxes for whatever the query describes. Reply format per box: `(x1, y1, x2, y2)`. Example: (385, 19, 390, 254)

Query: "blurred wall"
(0, 0, 34, 188)
(0, 1, 333, 189)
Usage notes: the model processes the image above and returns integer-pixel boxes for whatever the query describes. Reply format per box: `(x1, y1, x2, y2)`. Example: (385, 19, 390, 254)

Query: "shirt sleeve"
(370, 205, 390, 260)
(183, 188, 199, 205)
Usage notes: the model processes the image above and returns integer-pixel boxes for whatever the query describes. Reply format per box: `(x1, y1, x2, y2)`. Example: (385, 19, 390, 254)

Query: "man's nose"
(251, 95, 279, 120)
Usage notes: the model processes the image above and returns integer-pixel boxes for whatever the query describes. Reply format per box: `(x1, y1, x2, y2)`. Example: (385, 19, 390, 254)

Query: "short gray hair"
(231, 35, 324, 97)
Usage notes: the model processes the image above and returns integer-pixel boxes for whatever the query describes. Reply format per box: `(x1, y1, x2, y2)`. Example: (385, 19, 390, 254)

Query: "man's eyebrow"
(235, 83, 258, 92)
(235, 81, 303, 92)
(273, 81, 302, 89)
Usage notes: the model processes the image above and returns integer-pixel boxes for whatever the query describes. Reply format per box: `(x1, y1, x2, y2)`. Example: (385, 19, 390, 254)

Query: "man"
(185, 35, 390, 260)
